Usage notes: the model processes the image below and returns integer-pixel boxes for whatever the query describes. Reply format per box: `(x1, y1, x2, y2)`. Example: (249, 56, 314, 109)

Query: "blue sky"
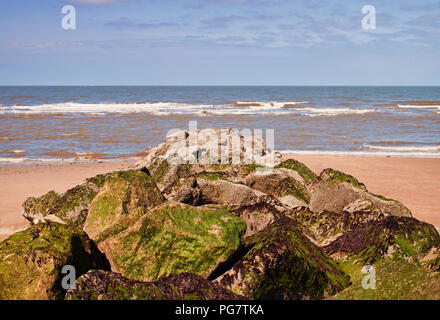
(0, 0, 439, 85)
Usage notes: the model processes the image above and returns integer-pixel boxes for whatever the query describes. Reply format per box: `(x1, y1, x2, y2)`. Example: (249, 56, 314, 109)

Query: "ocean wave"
(397, 104, 440, 109)
(0, 102, 377, 117)
(297, 107, 376, 117)
(234, 101, 308, 108)
(280, 149, 440, 158)
(364, 145, 440, 152)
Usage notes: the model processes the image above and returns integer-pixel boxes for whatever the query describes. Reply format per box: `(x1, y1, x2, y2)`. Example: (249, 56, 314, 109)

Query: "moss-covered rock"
(83, 170, 165, 242)
(275, 159, 317, 183)
(320, 168, 367, 190)
(22, 191, 61, 219)
(323, 215, 440, 264)
(0, 222, 109, 300)
(98, 202, 247, 282)
(216, 216, 351, 299)
(291, 208, 438, 264)
(66, 270, 244, 300)
(22, 174, 109, 229)
(243, 170, 310, 207)
(308, 168, 412, 217)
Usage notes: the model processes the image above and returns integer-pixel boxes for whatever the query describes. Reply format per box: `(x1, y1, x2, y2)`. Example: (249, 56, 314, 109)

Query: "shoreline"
(0, 155, 439, 241)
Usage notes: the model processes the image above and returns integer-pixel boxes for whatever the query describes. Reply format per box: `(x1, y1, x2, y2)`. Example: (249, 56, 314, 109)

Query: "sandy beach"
(0, 156, 439, 241)
(0, 160, 136, 241)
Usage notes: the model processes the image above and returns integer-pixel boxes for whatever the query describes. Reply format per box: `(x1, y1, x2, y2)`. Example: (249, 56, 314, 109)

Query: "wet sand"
(284, 155, 440, 226)
(0, 156, 439, 241)
(0, 161, 136, 241)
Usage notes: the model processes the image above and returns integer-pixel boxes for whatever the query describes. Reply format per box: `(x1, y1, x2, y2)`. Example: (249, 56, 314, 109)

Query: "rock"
(323, 215, 440, 264)
(197, 178, 267, 207)
(22, 190, 61, 222)
(136, 128, 282, 170)
(243, 169, 310, 208)
(98, 202, 246, 282)
(66, 270, 244, 300)
(22, 174, 109, 228)
(275, 159, 317, 183)
(83, 170, 165, 242)
(308, 168, 412, 217)
(149, 161, 201, 205)
(215, 216, 350, 299)
(0, 222, 109, 300)
(343, 199, 380, 214)
(231, 203, 282, 238)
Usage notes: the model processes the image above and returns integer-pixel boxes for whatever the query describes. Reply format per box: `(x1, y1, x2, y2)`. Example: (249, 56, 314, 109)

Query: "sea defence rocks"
(136, 128, 282, 171)
(97, 202, 246, 282)
(8, 132, 440, 300)
(215, 216, 351, 299)
(66, 270, 244, 300)
(0, 222, 109, 300)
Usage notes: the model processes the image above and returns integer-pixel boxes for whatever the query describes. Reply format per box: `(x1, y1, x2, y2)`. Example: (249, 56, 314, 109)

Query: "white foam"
(397, 105, 440, 109)
(298, 107, 376, 116)
(1, 102, 376, 117)
(235, 101, 308, 108)
(280, 149, 440, 158)
(364, 145, 440, 152)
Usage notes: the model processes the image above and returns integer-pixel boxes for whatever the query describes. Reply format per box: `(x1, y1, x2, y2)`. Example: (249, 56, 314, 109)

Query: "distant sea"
(0, 86, 439, 164)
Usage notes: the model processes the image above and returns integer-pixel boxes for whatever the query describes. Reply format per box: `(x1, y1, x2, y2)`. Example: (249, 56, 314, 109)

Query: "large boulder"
(308, 168, 412, 217)
(291, 207, 439, 264)
(22, 174, 109, 228)
(66, 270, 244, 300)
(197, 178, 267, 207)
(98, 202, 247, 282)
(66, 270, 243, 300)
(0, 222, 109, 300)
(243, 169, 310, 208)
(83, 170, 165, 242)
(231, 203, 282, 238)
(215, 216, 350, 299)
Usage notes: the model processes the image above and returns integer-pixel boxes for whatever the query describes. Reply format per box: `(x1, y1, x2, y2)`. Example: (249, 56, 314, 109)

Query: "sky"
(0, 0, 439, 85)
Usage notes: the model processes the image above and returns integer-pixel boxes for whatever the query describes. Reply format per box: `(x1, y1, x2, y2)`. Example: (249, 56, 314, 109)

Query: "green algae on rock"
(98, 202, 247, 282)
(22, 173, 109, 229)
(216, 216, 351, 299)
(0, 222, 109, 300)
(66, 270, 244, 300)
(83, 170, 165, 242)
(275, 159, 317, 183)
(323, 215, 440, 264)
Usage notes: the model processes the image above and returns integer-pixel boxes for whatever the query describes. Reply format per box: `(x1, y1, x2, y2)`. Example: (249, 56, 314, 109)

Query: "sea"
(0, 86, 439, 164)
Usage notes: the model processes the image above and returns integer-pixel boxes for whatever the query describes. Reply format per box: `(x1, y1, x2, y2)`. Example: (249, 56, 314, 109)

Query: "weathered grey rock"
(197, 178, 267, 207)
(243, 169, 310, 208)
(308, 168, 412, 217)
(136, 128, 282, 170)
